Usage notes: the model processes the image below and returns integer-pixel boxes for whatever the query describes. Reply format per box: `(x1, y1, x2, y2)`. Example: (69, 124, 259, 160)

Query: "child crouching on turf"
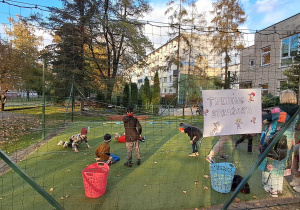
(178, 123, 203, 157)
(95, 134, 114, 165)
(57, 128, 91, 152)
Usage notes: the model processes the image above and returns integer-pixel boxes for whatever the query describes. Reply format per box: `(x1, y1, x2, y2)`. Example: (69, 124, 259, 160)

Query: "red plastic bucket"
(82, 162, 109, 198)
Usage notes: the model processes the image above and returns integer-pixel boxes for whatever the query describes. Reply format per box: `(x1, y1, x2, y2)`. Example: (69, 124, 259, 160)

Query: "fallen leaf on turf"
(234, 161, 238, 164)
(65, 195, 70, 198)
(67, 170, 71, 172)
(253, 196, 257, 199)
(70, 184, 73, 187)
(254, 203, 260, 206)
(84, 153, 87, 156)
(203, 187, 208, 190)
(144, 185, 147, 187)
(154, 162, 157, 164)
(204, 175, 209, 178)
(183, 191, 187, 193)
(60, 197, 65, 200)
(234, 198, 240, 203)
(49, 188, 54, 192)
(117, 174, 121, 177)
(194, 180, 199, 185)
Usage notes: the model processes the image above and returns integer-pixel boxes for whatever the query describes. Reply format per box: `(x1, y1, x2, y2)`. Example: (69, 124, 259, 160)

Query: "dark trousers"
(235, 134, 253, 153)
(191, 141, 199, 153)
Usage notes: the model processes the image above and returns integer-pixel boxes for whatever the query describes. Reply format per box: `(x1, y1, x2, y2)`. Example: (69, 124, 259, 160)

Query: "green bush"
(262, 93, 279, 108)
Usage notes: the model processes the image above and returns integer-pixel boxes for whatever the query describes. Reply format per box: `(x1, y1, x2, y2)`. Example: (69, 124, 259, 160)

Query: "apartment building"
(240, 13, 300, 96)
(131, 33, 222, 103)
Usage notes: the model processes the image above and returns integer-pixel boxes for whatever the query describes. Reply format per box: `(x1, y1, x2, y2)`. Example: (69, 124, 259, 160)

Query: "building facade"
(131, 33, 222, 104)
(240, 13, 300, 96)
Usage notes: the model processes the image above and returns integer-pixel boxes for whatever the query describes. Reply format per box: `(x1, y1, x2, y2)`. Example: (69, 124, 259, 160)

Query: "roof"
(259, 12, 300, 32)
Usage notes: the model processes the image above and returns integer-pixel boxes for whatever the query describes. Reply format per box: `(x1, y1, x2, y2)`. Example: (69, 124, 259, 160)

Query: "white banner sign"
(202, 89, 262, 137)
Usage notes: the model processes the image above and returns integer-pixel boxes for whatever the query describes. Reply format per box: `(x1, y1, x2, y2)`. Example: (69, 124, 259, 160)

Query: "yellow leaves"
(0, 114, 42, 145)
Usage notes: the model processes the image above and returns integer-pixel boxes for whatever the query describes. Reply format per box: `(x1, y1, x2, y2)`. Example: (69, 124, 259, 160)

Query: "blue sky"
(0, 0, 299, 30)
(0, 0, 299, 46)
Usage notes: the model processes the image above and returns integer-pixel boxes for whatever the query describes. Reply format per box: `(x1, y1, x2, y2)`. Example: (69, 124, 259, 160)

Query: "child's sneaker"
(195, 152, 199, 156)
(57, 140, 64, 146)
(219, 155, 228, 160)
(124, 162, 132, 167)
(206, 156, 215, 164)
(137, 159, 141, 165)
(269, 191, 278, 197)
(188, 153, 197, 157)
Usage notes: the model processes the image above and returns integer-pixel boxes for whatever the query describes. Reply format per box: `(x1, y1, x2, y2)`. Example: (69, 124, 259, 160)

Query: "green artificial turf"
(0, 121, 295, 210)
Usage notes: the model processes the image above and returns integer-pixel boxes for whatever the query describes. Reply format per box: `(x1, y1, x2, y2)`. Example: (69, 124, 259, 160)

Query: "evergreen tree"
(122, 83, 130, 108)
(32, 0, 154, 103)
(141, 77, 151, 110)
(131, 83, 138, 106)
(151, 72, 161, 113)
(283, 55, 300, 101)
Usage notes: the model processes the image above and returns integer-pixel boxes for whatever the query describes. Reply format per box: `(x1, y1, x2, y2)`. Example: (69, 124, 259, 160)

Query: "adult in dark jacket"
(179, 123, 203, 157)
(122, 106, 142, 167)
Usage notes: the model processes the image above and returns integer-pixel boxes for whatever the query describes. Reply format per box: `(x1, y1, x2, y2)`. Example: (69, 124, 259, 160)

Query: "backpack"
(259, 126, 288, 161)
(259, 109, 288, 161)
(231, 175, 250, 194)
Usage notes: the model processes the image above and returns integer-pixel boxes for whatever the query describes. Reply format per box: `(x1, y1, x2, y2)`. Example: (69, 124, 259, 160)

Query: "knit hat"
(81, 128, 88, 135)
(127, 105, 134, 113)
(178, 123, 190, 131)
(104, 134, 112, 142)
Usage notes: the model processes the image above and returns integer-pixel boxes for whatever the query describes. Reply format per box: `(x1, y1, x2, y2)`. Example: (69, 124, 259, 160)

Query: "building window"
(164, 88, 167, 93)
(260, 84, 268, 95)
(261, 46, 270, 66)
(169, 89, 172, 93)
(279, 80, 288, 89)
(163, 77, 167, 82)
(249, 59, 254, 68)
(281, 34, 299, 66)
(169, 76, 172, 82)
